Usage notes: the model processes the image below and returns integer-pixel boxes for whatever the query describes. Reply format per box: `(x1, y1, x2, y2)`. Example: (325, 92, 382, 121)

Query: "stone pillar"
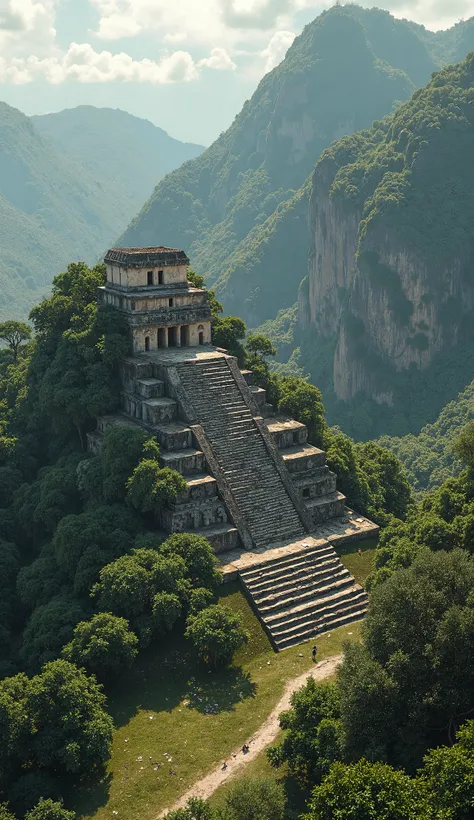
(176, 325, 181, 347)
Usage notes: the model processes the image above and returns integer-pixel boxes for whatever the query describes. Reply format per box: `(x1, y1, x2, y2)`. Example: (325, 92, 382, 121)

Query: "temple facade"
(102, 247, 212, 354)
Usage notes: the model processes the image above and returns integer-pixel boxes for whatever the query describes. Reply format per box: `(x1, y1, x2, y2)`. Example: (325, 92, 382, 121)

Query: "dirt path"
(157, 654, 343, 818)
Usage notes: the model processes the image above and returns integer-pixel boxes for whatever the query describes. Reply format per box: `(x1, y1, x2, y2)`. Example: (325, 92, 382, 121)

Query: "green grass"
(74, 586, 361, 820)
(336, 537, 378, 586)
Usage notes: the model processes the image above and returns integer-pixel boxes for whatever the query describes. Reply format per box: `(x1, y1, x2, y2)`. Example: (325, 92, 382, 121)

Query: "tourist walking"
(312, 645, 317, 663)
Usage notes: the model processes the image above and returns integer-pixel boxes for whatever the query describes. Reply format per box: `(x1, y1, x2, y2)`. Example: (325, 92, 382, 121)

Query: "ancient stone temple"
(89, 246, 378, 649)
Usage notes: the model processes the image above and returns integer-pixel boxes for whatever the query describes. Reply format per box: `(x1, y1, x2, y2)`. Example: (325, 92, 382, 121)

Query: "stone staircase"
(175, 358, 305, 548)
(239, 540, 368, 650)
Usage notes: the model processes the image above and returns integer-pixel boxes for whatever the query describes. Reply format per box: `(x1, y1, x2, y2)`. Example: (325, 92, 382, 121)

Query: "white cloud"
(198, 47, 237, 70)
(0, 0, 57, 54)
(261, 28, 295, 71)
(0, 42, 241, 84)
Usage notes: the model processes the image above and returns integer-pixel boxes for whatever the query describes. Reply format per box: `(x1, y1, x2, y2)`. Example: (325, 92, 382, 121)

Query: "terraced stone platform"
(219, 526, 376, 650)
(89, 345, 378, 650)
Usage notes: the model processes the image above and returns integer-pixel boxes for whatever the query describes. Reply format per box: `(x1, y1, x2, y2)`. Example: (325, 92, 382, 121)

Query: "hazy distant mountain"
(0, 105, 204, 320)
(32, 106, 204, 231)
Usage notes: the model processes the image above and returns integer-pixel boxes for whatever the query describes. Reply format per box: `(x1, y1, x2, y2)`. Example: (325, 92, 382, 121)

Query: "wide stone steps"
(239, 542, 368, 650)
(252, 567, 353, 614)
(240, 543, 333, 583)
(176, 358, 305, 548)
(244, 554, 342, 597)
(266, 588, 367, 633)
(274, 606, 368, 651)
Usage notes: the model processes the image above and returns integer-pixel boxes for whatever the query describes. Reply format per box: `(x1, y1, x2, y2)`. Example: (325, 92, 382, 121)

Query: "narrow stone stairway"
(240, 541, 367, 649)
(175, 358, 305, 548)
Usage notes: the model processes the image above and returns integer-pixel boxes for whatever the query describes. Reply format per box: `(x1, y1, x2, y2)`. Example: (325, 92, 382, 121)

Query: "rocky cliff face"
(299, 54, 474, 437)
(120, 5, 418, 326)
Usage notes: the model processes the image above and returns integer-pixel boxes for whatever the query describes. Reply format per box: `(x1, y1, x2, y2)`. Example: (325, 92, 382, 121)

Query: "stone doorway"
(145, 336, 150, 351)
(180, 325, 189, 347)
(168, 326, 177, 347)
(157, 328, 166, 349)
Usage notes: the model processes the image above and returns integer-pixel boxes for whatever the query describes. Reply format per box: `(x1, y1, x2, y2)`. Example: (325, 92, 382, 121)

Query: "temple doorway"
(145, 336, 150, 351)
(157, 328, 166, 348)
(180, 325, 189, 347)
(198, 324, 205, 346)
(168, 326, 177, 347)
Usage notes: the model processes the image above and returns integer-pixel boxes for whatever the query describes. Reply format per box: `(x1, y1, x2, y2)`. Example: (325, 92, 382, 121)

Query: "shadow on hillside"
(185, 667, 256, 714)
(108, 633, 257, 727)
(70, 770, 112, 818)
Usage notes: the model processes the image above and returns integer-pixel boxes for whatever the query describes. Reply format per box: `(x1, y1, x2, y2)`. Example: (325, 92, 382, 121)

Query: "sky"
(0, 0, 473, 145)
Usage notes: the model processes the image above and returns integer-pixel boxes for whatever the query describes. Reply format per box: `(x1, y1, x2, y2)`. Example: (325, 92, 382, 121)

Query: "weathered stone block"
(135, 378, 165, 398)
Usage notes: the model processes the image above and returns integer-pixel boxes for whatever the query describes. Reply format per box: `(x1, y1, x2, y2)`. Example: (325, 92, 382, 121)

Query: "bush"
(25, 798, 76, 820)
(62, 613, 139, 682)
(185, 605, 249, 668)
(220, 778, 286, 820)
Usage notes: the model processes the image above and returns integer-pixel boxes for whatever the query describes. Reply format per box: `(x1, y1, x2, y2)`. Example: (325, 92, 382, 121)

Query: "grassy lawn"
(337, 537, 378, 586)
(74, 585, 361, 820)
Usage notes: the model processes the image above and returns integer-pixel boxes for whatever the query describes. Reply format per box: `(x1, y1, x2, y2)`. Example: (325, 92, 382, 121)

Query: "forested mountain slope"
(299, 52, 474, 440)
(119, 5, 474, 329)
(379, 380, 474, 493)
(0, 105, 204, 321)
(120, 5, 419, 325)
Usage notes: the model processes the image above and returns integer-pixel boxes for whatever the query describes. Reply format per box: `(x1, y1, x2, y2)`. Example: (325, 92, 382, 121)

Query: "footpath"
(157, 654, 343, 818)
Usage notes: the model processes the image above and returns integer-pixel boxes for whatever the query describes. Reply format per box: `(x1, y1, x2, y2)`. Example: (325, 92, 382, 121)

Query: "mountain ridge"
(0, 104, 205, 320)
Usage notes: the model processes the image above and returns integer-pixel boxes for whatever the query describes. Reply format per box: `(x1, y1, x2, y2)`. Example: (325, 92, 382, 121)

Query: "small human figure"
(222, 761, 227, 770)
(358, 548, 362, 557)
(242, 744, 249, 754)
(312, 645, 317, 663)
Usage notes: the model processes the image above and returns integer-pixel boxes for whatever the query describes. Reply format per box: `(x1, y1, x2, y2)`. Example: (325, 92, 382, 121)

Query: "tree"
(453, 421, 474, 469)
(304, 760, 427, 820)
(92, 549, 190, 646)
(28, 659, 113, 777)
(0, 672, 32, 790)
(100, 425, 154, 502)
(0, 805, 16, 820)
(421, 719, 474, 819)
(164, 797, 214, 820)
(245, 335, 276, 358)
(185, 605, 249, 667)
(278, 377, 326, 447)
(126, 461, 186, 513)
(152, 592, 182, 635)
(25, 798, 76, 820)
(339, 549, 474, 769)
(62, 613, 139, 682)
(212, 316, 246, 362)
(20, 594, 87, 673)
(160, 533, 222, 590)
(220, 778, 286, 820)
(267, 679, 342, 785)
(0, 320, 32, 359)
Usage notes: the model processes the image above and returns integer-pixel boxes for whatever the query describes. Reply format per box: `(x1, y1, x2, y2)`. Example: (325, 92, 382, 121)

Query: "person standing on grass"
(312, 645, 317, 663)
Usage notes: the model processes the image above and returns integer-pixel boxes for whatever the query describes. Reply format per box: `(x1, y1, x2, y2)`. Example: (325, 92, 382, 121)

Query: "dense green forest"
(119, 5, 474, 333)
(379, 379, 474, 493)
(0, 105, 203, 321)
